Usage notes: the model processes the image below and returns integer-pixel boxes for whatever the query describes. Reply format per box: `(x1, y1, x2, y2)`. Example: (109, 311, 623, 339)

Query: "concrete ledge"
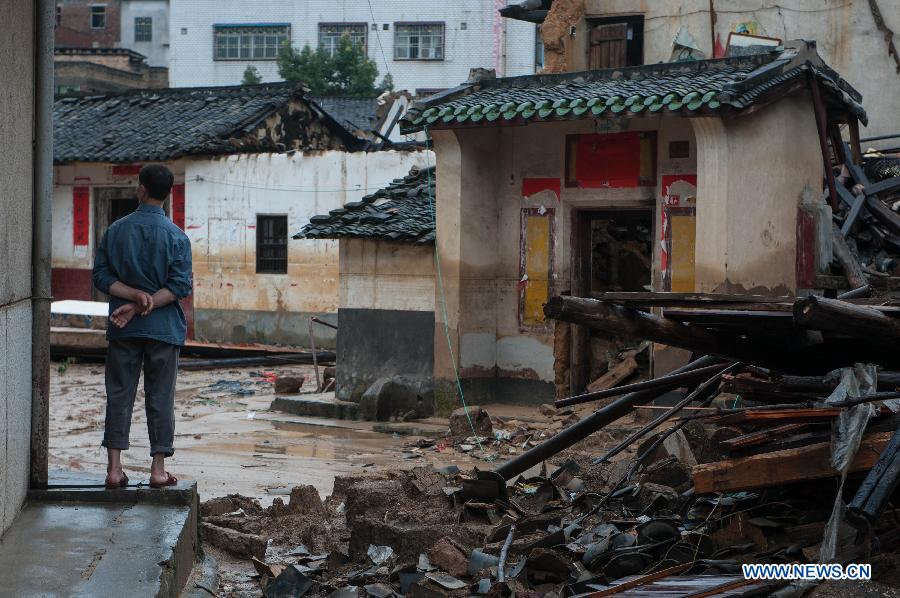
(29, 471, 197, 507)
(272, 395, 361, 420)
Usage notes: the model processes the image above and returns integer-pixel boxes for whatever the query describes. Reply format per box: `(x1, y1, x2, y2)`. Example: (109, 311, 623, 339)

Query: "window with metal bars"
(394, 23, 444, 60)
(256, 215, 288, 274)
(135, 17, 152, 42)
(318, 23, 367, 57)
(214, 24, 290, 61)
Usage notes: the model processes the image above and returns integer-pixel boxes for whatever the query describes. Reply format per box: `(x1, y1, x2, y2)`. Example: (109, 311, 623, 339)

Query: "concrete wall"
(121, 0, 170, 67)
(0, 0, 35, 536)
(184, 151, 432, 347)
(562, 0, 900, 144)
(168, 0, 537, 91)
(335, 238, 436, 401)
(692, 93, 822, 294)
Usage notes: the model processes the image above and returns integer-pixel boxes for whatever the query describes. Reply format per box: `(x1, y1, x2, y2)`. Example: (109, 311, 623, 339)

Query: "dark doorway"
(92, 187, 140, 301)
(568, 208, 652, 394)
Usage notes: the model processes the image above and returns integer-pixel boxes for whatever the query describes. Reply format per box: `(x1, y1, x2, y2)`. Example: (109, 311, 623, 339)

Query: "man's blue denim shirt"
(92, 203, 193, 346)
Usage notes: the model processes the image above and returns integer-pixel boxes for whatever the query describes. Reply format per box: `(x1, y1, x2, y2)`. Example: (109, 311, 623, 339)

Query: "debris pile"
(201, 290, 900, 596)
(830, 151, 900, 280)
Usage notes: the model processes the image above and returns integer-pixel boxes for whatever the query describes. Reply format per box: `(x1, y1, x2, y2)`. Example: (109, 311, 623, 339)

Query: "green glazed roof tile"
(399, 50, 867, 133)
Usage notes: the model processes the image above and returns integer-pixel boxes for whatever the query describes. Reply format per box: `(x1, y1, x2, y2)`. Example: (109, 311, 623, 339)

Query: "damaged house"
(51, 82, 431, 348)
(366, 39, 867, 407)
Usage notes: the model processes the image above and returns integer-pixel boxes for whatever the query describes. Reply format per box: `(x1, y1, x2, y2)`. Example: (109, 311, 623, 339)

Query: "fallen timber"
(544, 294, 900, 373)
(494, 355, 722, 480)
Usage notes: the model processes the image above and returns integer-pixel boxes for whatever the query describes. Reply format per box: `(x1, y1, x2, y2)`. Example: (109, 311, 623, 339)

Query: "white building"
(169, 0, 538, 92)
(120, 0, 170, 68)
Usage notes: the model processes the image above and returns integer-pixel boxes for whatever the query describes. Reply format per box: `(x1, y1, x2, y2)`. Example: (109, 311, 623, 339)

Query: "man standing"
(92, 165, 193, 489)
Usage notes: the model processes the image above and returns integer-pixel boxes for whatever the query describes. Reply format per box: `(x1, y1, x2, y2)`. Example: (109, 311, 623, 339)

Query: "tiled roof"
(295, 166, 436, 244)
(54, 82, 358, 163)
(310, 96, 379, 134)
(401, 41, 865, 132)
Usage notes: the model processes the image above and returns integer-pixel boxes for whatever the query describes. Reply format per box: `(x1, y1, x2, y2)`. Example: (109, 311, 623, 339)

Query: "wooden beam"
(848, 118, 863, 165)
(810, 75, 840, 210)
(864, 176, 900, 197)
(831, 224, 869, 290)
(865, 195, 900, 236)
(692, 432, 893, 493)
(718, 423, 809, 451)
(794, 295, 900, 342)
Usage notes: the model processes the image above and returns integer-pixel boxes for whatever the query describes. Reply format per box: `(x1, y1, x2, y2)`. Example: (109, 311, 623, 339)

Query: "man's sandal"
(149, 472, 178, 488)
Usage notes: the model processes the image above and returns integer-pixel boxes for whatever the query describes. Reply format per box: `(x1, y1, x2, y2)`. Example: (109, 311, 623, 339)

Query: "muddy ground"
(49, 359, 632, 597)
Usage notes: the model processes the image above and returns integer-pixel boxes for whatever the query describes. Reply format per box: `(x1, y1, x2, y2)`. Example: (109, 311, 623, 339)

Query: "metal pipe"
(311, 316, 338, 330)
(30, 0, 54, 489)
(554, 362, 726, 408)
(309, 317, 321, 392)
(594, 362, 740, 464)
(494, 355, 721, 480)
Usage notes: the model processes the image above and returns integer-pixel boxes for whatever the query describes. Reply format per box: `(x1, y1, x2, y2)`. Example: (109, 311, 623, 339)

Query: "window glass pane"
(214, 25, 289, 60)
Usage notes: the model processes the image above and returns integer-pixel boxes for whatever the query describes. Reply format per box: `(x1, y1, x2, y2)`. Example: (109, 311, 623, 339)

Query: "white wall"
(184, 150, 433, 318)
(168, 0, 537, 91)
(121, 0, 170, 68)
(0, 0, 34, 536)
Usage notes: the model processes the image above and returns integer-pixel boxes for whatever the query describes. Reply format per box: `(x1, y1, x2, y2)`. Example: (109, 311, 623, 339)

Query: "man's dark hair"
(139, 165, 175, 200)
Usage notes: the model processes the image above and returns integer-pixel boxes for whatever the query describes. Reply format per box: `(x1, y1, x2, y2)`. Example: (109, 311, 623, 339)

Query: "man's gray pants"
(102, 338, 179, 457)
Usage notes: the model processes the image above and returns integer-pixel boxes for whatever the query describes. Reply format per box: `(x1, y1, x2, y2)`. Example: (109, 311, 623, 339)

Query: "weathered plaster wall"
(336, 238, 436, 400)
(340, 239, 435, 312)
(432, 116, 696, 404)
(693, 93, 822, 294)
(52, 161, 186, 270)
(185, 150, 432, 347)
(569, 0, 900, 143)
(0, 0, 35, 537)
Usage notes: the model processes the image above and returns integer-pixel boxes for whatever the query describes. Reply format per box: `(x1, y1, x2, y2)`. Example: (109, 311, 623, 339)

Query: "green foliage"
(277, 35, 381, 96)
(378, 73, 394, 93)
(242, 65, 262, 85)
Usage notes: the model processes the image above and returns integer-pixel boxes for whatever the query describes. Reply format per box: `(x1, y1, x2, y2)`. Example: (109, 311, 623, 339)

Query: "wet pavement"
(49, 362, 477, 504)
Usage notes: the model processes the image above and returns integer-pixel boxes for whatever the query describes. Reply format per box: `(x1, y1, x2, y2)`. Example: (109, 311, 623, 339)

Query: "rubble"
(197, 287, 900, 597)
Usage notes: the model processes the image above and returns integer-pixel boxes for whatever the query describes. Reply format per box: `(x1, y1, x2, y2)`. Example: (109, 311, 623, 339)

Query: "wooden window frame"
(256, 214, 289, 275)
(90, 4, 106, 29)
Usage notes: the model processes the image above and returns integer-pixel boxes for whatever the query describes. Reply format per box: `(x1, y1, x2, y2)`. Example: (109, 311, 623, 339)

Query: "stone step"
(271, 394, 361, 420)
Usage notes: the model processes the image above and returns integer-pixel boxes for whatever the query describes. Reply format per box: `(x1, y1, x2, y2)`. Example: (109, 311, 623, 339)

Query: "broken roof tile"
(294, 166, 436, 245)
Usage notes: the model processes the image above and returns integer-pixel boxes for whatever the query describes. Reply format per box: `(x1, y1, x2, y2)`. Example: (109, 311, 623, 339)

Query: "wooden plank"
(584, 563, 692, 597)
(599, 292, 793, 305)
(586, 356, 638, 393)
(714, 407, 843, 425)
(841, 191, 868, 235)
(663, 309, 795, 326)
(692, 432, 893, 494)
(718, 423, 809, 450)
(794, 295, 900, 343)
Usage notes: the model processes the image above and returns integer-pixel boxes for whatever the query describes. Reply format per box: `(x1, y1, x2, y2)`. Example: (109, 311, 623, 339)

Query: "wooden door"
(589, 23, 628, 69)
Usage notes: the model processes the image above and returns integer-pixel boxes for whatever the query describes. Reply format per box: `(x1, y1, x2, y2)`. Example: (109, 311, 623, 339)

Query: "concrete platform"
(0, 471, 199, 598)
